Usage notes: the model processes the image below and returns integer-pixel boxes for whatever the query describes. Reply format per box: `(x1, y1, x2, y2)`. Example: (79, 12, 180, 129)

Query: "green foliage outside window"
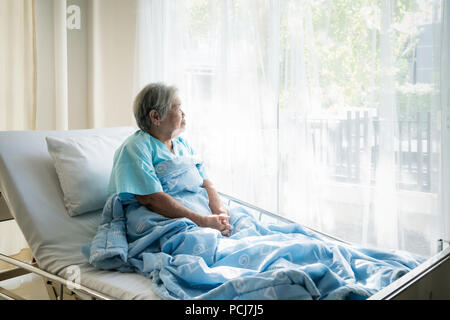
(188, 0, 440, 118)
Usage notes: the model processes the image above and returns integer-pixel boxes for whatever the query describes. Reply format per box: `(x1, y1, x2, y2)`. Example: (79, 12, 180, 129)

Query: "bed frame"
(1, 191, 449, 300)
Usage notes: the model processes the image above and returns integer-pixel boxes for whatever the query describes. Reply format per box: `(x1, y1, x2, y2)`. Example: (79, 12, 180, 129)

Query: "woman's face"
(160, 96, 186, 138)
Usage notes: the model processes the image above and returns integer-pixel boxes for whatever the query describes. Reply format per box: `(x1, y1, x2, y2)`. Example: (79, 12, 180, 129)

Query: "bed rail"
(218, 192, 352, 246)
(368, 245, 450, 300)
(0, 252, 112, 300)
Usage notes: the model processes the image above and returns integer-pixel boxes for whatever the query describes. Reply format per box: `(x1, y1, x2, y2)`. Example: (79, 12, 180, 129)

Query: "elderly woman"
(108, 82, 232, 236)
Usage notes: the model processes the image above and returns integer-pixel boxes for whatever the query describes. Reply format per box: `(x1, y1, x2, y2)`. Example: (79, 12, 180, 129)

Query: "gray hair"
(133, 83, 178, 133)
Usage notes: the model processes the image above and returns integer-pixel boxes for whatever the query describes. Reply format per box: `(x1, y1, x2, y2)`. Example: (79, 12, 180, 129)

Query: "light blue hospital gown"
(108, 130, 208, 201)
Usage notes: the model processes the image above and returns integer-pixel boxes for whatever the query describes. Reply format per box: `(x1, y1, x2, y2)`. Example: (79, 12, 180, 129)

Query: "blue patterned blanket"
(82, 156, 425, 300)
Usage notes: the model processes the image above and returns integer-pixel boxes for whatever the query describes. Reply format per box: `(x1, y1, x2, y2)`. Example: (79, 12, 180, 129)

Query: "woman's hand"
(199, 214, 233, 237)
(213, 207, 232, 236)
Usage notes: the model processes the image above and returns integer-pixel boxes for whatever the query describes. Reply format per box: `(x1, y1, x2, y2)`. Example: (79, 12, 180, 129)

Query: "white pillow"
(46, 127, 135, 217)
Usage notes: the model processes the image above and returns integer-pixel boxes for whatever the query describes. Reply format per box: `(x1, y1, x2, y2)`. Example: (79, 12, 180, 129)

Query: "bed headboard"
(0, 127, 133, 274)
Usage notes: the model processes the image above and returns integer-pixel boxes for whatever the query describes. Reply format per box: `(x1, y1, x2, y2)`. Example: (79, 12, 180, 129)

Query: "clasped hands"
(199, 207, 233, 237)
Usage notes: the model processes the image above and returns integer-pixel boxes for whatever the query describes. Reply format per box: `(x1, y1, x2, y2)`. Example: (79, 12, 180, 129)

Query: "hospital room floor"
(0, 248, 50, 300)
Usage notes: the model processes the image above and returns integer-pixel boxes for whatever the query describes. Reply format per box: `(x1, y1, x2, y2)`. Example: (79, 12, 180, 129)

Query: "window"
(136, 0, 447, 257)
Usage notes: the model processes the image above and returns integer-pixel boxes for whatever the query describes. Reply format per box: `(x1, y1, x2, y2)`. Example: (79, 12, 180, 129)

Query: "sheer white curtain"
(439, 0, 450, 248)
(0, 0, 37, 131)
(135, 0, 279, 211)
(135, 0, 448, 257)
(279, 0, 447, 256)
(0, 0, 36, 255)
(135, 0, 186, 91)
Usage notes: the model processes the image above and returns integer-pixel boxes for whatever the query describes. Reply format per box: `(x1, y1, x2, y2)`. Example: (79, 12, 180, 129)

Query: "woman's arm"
(136, 192, 204, 224)
(202, 179, 227, 215)
(135, 192, 232, 235)
(202, 180, 233, 235)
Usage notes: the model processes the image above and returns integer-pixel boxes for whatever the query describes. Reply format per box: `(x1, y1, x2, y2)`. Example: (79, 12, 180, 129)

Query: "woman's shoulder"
(118, 130, 154, 153)
(126, 129, 154, 142)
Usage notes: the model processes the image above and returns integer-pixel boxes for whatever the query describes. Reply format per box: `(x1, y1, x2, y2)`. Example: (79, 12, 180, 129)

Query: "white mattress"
(0, 127, 160, 299)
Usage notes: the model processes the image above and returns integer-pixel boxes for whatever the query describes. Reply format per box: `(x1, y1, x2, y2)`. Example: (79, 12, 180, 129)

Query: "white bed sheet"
(0, 127, 160, 299)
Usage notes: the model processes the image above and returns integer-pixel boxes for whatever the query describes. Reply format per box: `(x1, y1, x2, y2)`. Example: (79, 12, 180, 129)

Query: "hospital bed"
(0, 127, 449, 300)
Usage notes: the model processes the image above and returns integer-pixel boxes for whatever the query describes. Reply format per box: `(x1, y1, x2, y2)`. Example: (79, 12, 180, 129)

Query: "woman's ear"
(149, 110, 160, 126)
